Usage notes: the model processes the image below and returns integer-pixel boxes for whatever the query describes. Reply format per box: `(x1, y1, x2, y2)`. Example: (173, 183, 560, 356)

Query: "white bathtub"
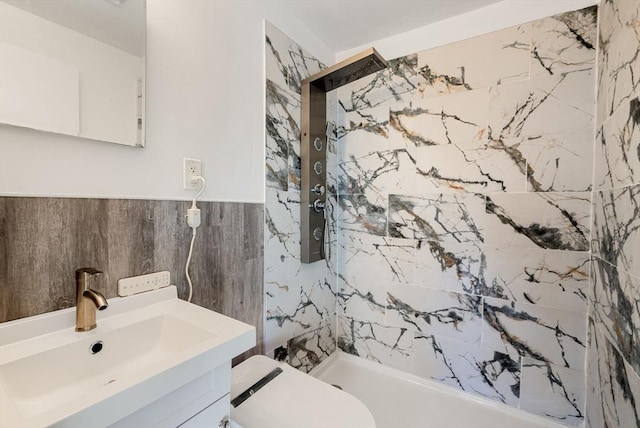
(310, 351, 565, 428)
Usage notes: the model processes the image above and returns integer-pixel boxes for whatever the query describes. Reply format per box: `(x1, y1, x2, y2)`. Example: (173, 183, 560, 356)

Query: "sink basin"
(0, 286, 255, 427)
(2, 315, 211, 417)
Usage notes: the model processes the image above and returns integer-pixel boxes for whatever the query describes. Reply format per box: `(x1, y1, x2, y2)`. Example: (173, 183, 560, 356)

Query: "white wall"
(0, 0, 598, 203)
(0, 0, 333, 203)
(338, 0, 599, 60)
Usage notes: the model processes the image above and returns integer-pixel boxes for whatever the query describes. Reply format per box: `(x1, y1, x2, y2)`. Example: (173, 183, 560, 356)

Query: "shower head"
(303, 47, 388, 92)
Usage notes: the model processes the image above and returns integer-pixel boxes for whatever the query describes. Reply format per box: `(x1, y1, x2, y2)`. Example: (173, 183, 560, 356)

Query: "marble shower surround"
(586, 0, 640, 427)
(335, 6, 598, 426)
(263, 4, 639, 426)
(263, 22, 337, 370)
(0, 197, 264, 362)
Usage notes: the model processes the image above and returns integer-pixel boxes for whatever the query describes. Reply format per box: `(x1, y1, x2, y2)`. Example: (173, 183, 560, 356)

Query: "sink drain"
(90, 341, 103, 354)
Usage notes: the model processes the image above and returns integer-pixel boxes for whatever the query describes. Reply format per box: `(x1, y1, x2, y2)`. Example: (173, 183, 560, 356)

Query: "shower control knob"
(313, 227, 323, 241)
(313, 137, 323, 151)
(311, 184, 325, 196)
(218, 417, 229, 428)
(310, 199, 325, 213)
(313, 161, 323, 175)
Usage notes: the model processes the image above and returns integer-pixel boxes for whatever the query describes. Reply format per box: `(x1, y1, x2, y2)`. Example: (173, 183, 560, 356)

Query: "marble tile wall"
(0, 197, 264, 363)
(335, 6, 599, 426)
(586, 1, 640, 427)
(263, 22, 337, 371)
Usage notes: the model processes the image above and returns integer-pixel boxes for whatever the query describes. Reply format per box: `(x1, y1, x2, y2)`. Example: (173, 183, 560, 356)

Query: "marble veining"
(267, 265, 334, 326)
(339, 230, 416, 284)
(592, 185, 640, 278)
(591, 256, 640, 375)
(338, 22, 529, 114)
(266, 79, 300, 191)
(265, 28, 324, 94)
(338, 316, 414, 372)
(332, 6, 599, 425)
(417, 24, 531, 91)
(273, 322, 336, 374)
(530, 6, 597, 78)
(338, 107, 416, 198)
(482, 297, 586, 369)
(518, 131, 595, 192)
(415, 143, 525, 193)
(483, 247, 589, 313)
(484, 192, 591, 251)
(326, 94, 340, 197)
(264, 22, 335, 361)
(487, 68, 595, 141)
(414, 241, 488, 296)
(389, 89, 489, 147)
(337, 274, 386, 323)
(338, 55, 423, 113)
(594, 97, 640, 190)
(586, 1, 640, 426)
(520, 359, 585, 425)
(261, 5, 623, 426)
(338, 193, 387, 236)
(596, 0, 640, 127)
(386, 284, 483, 345)
(586, 317, 640, 428)
(387, 193, 485, 244)
(414, 242, 589, 312)
(265, 22, 325, 193)
(413, 333, 521, 406)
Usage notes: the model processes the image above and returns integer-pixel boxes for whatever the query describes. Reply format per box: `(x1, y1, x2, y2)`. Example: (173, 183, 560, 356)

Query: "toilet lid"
(230, 356, 376, 428)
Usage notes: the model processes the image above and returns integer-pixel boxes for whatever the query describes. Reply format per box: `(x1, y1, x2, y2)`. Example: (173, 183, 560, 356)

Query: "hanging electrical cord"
(185, 175, 206, 303)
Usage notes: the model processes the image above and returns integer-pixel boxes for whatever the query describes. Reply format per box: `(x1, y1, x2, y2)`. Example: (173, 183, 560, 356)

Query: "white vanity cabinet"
(108, 363, 232, 428)
(0, 286, 255, 428)
(180, 396, 230, 428)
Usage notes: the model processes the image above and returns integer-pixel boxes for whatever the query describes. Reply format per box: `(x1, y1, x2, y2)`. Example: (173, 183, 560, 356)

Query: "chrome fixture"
(76, 268, 108, 332)
(311, 184, 325, 196)
(301, 48, 388, 263)
(311, 200, 325, 213)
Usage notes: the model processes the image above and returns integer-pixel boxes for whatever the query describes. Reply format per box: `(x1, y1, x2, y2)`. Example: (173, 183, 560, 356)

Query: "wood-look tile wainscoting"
(0, 197, 264, 359)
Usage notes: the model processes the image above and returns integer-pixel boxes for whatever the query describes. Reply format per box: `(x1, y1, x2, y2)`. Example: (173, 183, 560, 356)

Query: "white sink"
(0, 286, 255, 427)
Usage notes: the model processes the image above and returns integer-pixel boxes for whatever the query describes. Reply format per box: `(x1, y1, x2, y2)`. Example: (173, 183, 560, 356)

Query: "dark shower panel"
(300, 82, 327, 263)
(300, 48, 388, 263)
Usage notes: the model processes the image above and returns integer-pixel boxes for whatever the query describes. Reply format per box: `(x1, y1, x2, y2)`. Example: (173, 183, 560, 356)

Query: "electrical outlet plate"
(183, 158, 202, 189)
(118, 271, 171, 297)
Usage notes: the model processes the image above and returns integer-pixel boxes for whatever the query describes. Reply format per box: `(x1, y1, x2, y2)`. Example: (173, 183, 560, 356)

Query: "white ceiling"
(3, 0, 504, 58)
(281, 0, 504, 52)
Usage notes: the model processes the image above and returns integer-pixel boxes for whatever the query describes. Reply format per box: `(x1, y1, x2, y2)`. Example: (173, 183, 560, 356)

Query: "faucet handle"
(76, 268, 102, 276)
(76, 268, 103, 288)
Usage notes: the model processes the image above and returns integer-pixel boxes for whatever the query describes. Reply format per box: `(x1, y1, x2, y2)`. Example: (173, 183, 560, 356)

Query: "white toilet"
(230, 355, 376, 428)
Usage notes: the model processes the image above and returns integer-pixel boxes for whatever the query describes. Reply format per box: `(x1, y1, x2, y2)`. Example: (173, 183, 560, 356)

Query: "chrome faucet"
(75, 268, 108, 332)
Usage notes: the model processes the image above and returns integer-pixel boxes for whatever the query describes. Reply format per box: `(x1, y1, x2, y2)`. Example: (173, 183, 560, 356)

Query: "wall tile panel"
(413, 333, 521, 406)
(263, 23, 336, 366)
(333, 7, 598, 425)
